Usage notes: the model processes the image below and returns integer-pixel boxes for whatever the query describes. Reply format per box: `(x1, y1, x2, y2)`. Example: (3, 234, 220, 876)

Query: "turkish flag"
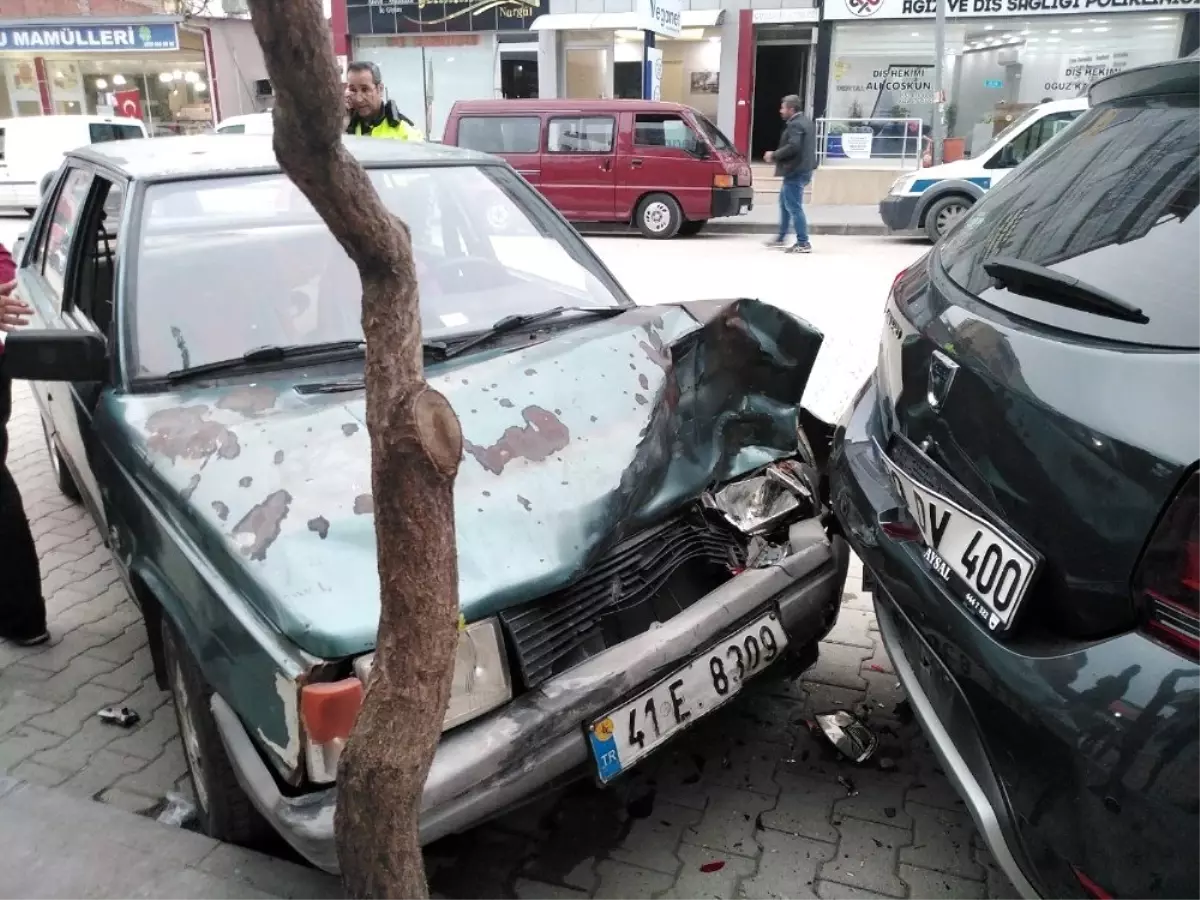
(114, 89, 143, 120)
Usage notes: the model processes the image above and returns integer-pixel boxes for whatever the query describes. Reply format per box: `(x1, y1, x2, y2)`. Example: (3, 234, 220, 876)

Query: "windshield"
(694, 113, 734, 153)
(976, 105, 1047, 157)
(132, 165, 628, 376)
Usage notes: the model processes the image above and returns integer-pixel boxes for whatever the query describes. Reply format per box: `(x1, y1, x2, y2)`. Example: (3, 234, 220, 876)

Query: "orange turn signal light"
(713, 173, 734, 189)
(300, 677, 364, 744)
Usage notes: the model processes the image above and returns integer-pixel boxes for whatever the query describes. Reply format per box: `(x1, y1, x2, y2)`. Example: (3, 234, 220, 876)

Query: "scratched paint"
(232, 490, 293, 561)
(145, 406, 240, 462)
(463, 406, 570, 476)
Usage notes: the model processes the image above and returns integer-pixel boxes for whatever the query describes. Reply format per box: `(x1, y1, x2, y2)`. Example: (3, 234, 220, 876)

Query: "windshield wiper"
(983, 257, 1149, 324)
(166, 341, 366, 382)
(425, 306, 630, 361)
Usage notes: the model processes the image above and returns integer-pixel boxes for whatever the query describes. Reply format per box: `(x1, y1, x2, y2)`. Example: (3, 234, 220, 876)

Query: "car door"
(618, 111, 714, 221)
(540, 114, 617, 221)
(983, 110, 1084, 185)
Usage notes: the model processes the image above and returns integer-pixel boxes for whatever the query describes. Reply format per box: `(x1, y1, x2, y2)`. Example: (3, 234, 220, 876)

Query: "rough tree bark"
(245, 3, 463, 896)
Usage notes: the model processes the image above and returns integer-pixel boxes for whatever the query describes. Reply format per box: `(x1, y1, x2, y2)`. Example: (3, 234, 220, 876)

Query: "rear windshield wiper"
(165, 340, 366, 382)
(425, 306, 630, 361)
(982, 257, 1149, 324)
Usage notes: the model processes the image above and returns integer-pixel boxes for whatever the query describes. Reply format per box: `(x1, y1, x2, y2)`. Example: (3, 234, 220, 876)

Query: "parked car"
(4, 133, 848, 872)
(0, 114, 146, 216)
(215, 112, 273, 135)
(831, 57, 1198, 899)
(880, 97, 1088, 243)
(444, 99, 753, 239)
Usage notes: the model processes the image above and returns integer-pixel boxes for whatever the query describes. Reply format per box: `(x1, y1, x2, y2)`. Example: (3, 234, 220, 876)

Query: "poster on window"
(347, 0, 548, 34)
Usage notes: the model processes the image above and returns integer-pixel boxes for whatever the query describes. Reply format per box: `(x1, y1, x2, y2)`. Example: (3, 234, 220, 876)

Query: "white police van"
(880, 97, 1088, 243)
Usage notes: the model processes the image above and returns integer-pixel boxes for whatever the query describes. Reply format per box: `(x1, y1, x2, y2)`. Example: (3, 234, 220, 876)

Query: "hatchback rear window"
(89, 123, 143, 142)
(457, 116, 540, 153)
(938, 93, 1199, 349)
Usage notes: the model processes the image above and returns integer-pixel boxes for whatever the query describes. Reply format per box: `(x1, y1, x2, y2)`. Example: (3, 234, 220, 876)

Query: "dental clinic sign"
(636, 0, 683, 37)
(0, 23, 180, 52)
(829, 0, 1198, 18)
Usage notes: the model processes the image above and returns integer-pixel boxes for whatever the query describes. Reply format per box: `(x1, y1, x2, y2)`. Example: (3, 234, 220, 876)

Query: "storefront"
(345, 0, 547, 142)
(822, 0, 1199, 157)
(0, 18, 219, 134)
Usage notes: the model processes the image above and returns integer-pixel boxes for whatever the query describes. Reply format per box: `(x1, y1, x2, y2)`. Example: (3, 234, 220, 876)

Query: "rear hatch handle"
(982, 256, 1149, 324)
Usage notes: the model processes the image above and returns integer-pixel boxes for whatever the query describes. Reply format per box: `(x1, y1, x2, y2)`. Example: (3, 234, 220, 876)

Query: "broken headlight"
(705, 461, 816, 536)
(352, 616, 513, 734)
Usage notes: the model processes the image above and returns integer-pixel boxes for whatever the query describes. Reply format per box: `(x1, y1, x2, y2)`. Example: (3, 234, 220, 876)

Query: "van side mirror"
(1, 330, 108, 381)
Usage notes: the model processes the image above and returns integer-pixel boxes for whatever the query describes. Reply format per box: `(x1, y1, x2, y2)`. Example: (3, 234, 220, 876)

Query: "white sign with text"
(826, 0, 1198, 21)
(636, 0, 683, 38)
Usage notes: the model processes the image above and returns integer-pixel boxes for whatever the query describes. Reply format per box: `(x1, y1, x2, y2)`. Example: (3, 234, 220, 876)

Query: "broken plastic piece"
(700, 861, 726, 873)
(837, 775, 859, 797)
(705, 462, 815, 536)
(157, 791, 198, 828)
(815, 710, 878, 764)
(97, 706, 140, 728)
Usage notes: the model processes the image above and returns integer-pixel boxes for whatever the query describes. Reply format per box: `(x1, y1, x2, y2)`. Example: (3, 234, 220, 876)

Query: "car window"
(457, 116, 540, 153)
(694, 113, 733, 152)
(547, 117, 614, 153)
(633, 114, 701, 153)
(992, 111, 1082, 169)
(69, 175, 125, 338)
(132, 165, 630, 377)
(39, 168, 95, 308)
(938, 94, 1199, 349)
(217, 123, 246, 134)
(89, 123, 143, 143)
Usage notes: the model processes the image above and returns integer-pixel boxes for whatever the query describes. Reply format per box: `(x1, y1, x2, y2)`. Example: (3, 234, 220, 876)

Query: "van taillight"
(1135, 471, 1200, 659)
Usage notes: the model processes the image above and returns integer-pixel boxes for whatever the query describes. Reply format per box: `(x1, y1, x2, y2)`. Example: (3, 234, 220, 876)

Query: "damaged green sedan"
(4, 135, 849, 871)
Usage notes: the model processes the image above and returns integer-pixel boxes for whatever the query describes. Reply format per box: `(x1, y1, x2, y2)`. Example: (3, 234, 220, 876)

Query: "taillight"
(1134, 471, 1199, 659)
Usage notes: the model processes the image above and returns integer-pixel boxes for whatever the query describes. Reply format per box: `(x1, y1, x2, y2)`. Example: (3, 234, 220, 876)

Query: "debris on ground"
(837, 775, 859, 797)
(96, 706, 140, 728)
(156, 791, 198, 828)
(815, 710, 878, 764)
(884, 806, 898, 818)
(878, 756, 897, 772)
(868, 663, 887, 673)
(699, 861, 726, 873)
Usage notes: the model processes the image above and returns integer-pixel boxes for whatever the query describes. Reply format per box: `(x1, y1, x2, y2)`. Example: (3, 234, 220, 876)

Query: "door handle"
(600, 159, 612, 172)
(630, 158, 643, 168)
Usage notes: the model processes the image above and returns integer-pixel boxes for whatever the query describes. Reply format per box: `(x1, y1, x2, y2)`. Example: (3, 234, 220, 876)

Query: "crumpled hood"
(113, 300, 823, 659)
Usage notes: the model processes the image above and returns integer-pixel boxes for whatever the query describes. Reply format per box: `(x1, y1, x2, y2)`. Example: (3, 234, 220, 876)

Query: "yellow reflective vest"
(348, 104, 424, 141)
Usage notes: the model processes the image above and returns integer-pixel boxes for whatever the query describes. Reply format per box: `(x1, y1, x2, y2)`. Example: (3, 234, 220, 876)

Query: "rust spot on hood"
(463, 405, 570, 476)
(639, 329, 670, 372)
(239, 476, 253, 488)
(638, 373, 649, 390)
(181, 474, 201, 500)
(342, 423, 359, 436)
(273, 450, 285, 465)
(216, 385, 278, 417)
(308, 516, 330, 539)
(353, 493, 374, 515)
(145, 406, 241, 462)
(232, 490, 292, 561)
(212, 501, 230, 521)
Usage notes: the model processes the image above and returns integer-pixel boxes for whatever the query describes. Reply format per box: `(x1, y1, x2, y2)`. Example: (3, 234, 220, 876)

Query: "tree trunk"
(245, 3, 463, 896)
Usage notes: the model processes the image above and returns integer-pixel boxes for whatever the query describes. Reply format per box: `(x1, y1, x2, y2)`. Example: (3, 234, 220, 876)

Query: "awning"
(530, 10, 723, 32)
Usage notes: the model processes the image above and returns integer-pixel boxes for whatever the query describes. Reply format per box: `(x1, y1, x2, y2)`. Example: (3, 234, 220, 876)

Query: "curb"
(704, 221, 891, 237)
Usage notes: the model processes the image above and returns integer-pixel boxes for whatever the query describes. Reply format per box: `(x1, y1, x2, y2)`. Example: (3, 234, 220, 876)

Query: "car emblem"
(927, 350, 959, 412)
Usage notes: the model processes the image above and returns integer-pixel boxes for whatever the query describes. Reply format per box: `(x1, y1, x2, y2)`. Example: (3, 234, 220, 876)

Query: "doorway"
(751, 42, 809, 160)
(500, 48, 538, 99)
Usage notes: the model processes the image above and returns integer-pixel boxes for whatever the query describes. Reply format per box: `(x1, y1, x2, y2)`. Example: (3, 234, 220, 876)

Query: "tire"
(923, 195, 972, 243)
(678, 219, 708, 237)
(41, 418, 81, 503)
(635, 193, 683, 239)
(162, 616, 270, 845)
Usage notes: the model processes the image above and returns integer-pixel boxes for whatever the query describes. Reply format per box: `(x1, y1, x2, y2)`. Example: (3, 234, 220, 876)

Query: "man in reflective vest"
(344, 60, 424, 141)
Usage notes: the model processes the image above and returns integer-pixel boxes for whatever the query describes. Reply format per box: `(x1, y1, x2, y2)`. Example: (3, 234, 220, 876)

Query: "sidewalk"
(709, 203, 886, 236)
(0, 775, 343, 898)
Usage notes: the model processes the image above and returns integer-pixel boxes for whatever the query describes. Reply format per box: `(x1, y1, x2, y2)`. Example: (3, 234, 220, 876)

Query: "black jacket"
(774, 112, 817, 177)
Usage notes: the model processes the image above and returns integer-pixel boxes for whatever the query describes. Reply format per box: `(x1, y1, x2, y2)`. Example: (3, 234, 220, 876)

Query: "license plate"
(587, 612, 787, 782)
(878, 447, 1039, 633)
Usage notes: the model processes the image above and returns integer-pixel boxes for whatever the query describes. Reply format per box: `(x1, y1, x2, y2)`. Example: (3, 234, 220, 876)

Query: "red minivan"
(443, 99, 753, 239)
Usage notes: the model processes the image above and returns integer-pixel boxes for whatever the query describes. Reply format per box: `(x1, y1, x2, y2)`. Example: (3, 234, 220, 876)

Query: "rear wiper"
(425, 306, 629, 361)
(983, 257, 1149, 324)
(166, 341, 366, 382)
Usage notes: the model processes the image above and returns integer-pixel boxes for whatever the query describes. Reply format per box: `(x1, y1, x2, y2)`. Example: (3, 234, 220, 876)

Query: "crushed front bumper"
(211, 521, 849, 874)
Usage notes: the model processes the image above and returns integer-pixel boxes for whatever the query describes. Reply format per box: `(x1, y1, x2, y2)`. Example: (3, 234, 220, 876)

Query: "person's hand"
(0, 281, 32, 333)
(763, 150, 775, 163)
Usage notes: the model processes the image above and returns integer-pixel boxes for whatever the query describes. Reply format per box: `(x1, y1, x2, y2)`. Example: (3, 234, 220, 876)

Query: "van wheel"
(41, 418, 81, 503)
(679, 220, 707, 237)
(162, 616, 270, 845)
(924, 195, 972, 242)
(636, 193, 682, 239)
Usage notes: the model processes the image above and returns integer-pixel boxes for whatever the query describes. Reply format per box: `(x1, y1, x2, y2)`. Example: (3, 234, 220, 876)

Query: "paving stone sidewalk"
(1, 380, 1018, 899)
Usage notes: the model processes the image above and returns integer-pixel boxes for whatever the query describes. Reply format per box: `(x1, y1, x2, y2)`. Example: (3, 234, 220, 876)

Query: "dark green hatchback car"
(4, 134, 849, 872)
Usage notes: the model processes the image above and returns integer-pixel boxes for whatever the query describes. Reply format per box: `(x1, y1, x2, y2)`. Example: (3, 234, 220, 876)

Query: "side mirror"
(1, 330, 108, 381)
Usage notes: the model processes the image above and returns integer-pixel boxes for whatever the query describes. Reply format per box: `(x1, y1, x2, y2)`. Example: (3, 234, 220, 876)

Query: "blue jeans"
(777, 171, 812, 244)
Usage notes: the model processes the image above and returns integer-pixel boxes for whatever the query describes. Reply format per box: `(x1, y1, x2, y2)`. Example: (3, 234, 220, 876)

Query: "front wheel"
(636, 193, 683, 239)
(162, 616, 270, 844)
(924, 195, 972, 243)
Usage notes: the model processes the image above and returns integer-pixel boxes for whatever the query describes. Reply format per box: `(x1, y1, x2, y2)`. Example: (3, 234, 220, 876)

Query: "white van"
(215, 112, 273, 135)
(880, 97, 1089, 243)
(0, 114, 147, 215)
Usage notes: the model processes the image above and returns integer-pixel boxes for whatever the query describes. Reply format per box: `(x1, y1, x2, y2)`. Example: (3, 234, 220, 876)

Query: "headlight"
(704, 462, 816, 535)
(352, 616, 512, 733)
(889, 176, 909, 195)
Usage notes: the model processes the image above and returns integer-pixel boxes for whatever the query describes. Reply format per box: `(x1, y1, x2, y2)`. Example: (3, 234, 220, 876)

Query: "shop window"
(633, 114, 701, 154)
(458, 116, 541, 154)
(547, 117, 615, 154)
(89, 123, 145, 143)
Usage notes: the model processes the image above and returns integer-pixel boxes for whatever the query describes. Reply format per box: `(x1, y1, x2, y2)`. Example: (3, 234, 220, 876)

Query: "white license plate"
(587, 612, 787, 782)
(879, 448, 1038, 633)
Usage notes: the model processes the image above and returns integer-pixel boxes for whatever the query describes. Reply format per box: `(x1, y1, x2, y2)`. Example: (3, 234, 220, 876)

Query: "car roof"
(0, 113, 143, 127)
(216, 112, 272, 125)
(1036, 97, 1090, 113)
(1090, 55, 1199, 105)
(450, 98, 699, 115)
(66, 133, 496, 181)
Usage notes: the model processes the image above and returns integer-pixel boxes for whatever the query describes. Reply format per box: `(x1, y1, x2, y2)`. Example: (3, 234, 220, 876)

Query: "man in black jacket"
(764, 94, 817, 254)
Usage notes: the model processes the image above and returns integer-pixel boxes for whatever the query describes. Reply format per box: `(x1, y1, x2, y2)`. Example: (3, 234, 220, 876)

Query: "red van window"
(547, 116, 614, 153)
(633, 113, 702, 154)
(458, 116, 540, 154)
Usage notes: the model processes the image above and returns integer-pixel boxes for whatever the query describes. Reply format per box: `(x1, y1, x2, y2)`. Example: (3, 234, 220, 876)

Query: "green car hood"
(114, 299, 823, 659)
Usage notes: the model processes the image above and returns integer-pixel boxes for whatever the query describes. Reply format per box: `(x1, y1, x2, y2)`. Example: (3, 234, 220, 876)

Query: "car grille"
(498, 512, 747, 689)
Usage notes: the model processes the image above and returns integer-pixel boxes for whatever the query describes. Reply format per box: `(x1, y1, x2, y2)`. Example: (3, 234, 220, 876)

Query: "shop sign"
(635, 0, 683, 38)
(752, 9, 821, 24)
(984, 78, 1004, 88)
(347, 0, 547, 34)
(827, 0, 1199, 21)
(0, 23, 180, 52)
